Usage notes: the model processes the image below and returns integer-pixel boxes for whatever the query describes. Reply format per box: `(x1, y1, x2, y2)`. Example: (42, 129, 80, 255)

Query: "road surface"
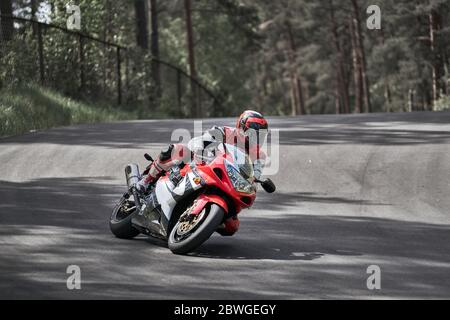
(1, 112, 450, 299)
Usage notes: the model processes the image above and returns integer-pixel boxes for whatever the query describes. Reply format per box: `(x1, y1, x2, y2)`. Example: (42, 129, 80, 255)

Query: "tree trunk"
(102, 1, 112, 95)
(444, 51, 449, 96)
(31, 0, 38, 17)
(0, 0, 14, 41)
(350, 15, 362, 113)
(289, 75, 299, 116)
(329, 0, 350, 114)
(429, 9, 444, 109)
(408, 89, 414, 112)
(384, 81, 392, 112)
(134, 0, 148, 49)
(378, 29, 392, 112)
(285, 21, 305, 116)
(184, 0, 199, 118)
(149, 0, 161, 98)
(334, 82, 341, 114)
(31, 0, 39, 34)
(351, 0, 371, 113)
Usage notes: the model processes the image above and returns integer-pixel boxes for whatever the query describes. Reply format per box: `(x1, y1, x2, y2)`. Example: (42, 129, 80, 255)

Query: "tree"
(350, 0, 371, 113)
(149, 0, 161, 98)
(285, 20, 306, 115)
(328, 0, 350, 114)
(3, 0, 450, 117)
(429, 9, 446, 108)
(0, 0, 14, 41)
(184, 0, 198, 117)
(134, 0, 148, 49)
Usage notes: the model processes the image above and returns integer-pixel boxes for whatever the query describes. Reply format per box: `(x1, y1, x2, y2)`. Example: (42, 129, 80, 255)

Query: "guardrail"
(0, 14, 223, 117)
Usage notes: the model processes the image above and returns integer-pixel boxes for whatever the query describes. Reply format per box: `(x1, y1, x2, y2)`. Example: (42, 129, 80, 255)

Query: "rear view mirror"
(261, 178, 276, 193)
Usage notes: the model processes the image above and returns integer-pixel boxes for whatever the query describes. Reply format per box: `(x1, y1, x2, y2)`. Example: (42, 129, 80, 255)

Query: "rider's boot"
(135, 145, 175, 194)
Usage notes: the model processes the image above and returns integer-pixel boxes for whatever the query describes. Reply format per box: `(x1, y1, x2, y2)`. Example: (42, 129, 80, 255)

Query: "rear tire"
(168, 204, 224, 255)
(109, 200, 140, 239)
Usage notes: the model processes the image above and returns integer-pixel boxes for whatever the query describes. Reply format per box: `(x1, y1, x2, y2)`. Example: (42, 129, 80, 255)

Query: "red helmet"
(236, 110, 268, 133)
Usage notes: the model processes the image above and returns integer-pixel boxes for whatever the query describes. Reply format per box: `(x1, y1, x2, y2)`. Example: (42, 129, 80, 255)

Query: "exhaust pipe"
(125, 163, 140, 188)
(125, 163, 142, 211)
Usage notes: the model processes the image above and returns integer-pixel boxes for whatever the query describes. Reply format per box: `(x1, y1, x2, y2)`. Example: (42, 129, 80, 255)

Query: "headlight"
(225, 160, 256, 194)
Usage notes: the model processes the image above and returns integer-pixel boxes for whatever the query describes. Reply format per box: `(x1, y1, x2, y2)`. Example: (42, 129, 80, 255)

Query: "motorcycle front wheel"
(168, 203, 224, 255)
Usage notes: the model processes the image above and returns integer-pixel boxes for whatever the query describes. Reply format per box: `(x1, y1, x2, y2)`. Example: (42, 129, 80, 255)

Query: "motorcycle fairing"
(131, 191, 168, 237)
(132, 168, 204, 237)
(190, 193, 229, 215)
(155, 170, 204, 220)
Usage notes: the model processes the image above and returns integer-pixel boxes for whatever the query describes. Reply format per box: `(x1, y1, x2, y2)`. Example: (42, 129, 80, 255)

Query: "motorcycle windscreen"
(223, 144, 254, 180)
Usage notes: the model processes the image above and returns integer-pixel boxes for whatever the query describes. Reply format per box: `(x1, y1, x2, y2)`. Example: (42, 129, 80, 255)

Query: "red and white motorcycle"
(109, 143, 275, 254)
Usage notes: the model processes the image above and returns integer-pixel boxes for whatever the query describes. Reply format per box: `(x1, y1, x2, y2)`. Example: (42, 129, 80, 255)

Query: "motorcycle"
(109, 143, 275, 254)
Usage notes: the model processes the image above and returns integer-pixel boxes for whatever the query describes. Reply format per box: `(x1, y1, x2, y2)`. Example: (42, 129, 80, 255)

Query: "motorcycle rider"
(135, 110, 269, 236)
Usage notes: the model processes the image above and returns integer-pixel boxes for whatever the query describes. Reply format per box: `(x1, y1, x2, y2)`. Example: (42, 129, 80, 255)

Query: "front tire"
(109, 199, 140, 239)
(168, 204, 224, 255)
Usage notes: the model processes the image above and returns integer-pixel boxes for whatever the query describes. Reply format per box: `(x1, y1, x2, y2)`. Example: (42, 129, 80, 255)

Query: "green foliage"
(2, 0, 450, 120)
(0, 84, 135, 137)
(435, 92, 450, 111)
(158, 0, 260, 116)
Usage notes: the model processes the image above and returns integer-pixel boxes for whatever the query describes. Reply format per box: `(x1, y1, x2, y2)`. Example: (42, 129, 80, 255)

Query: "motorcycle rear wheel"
(109, 199, 140, 239)
(168, 204, 224, 255)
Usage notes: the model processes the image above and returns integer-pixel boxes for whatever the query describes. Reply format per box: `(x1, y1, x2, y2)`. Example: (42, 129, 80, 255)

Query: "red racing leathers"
(139, 126, 267, 236)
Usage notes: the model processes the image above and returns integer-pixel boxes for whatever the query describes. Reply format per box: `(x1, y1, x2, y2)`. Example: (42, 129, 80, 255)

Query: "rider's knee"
(159, 144, 174, 162)
(217, 215, 240, 236)
(159, 143, 190, 163)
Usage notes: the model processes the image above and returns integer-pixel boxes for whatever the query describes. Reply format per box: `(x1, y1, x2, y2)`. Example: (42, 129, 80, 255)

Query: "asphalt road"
(1, 112, 450, 299)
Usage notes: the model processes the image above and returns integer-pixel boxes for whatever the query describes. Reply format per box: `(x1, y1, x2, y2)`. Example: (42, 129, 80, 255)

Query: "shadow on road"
(253, 191, 389, 210)
(273, 112, 450, 146)
(189, 243, 360, 261)
(280, 128, 450, 146)
(0, 119, 231, 148)
(1, 177, 450, 298)
(1, 112, 449, 147)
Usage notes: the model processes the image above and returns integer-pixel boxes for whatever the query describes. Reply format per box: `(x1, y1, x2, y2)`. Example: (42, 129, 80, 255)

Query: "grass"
(0, 84, 137, 137)
(434, 95, 450, 111)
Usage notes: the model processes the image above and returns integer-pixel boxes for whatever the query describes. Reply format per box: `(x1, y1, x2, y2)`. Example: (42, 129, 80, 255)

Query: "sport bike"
(109, 143, 275, 254)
